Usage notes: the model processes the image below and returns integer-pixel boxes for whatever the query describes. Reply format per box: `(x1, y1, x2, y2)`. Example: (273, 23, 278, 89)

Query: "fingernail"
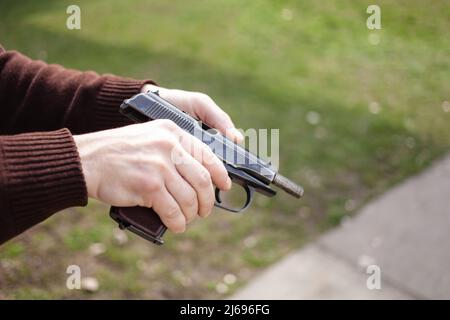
(226, 177, 232, 190)
(175, 226, 186, 234)
(228, 128, 244, 142)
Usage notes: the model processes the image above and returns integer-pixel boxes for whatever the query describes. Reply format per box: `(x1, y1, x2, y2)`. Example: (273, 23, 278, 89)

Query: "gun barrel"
(273, 173, 304, 198)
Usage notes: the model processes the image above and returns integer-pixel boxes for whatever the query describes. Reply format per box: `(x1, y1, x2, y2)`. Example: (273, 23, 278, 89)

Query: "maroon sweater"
(0, 45, 154, 244)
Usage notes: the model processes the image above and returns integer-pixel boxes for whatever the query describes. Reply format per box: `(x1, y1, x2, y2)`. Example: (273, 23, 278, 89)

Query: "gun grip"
(109, 206, 167, 245)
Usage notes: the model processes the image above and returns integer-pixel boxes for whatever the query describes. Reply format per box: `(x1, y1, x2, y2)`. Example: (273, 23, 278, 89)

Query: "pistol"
(110, 90, 304, 245)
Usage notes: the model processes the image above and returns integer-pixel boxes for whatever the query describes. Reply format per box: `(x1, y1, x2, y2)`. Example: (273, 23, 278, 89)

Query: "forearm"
(0, 45, 155, 134)
(0, 129, 87, 244)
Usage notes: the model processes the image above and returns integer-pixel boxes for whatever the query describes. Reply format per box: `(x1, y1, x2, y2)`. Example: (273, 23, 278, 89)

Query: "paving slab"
(231, 154, 450, 299)
(320, 154, 450, 299)
(231, 245, 410, 299)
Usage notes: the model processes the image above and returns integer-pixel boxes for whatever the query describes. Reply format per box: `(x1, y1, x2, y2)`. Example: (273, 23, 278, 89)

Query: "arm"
(0, 129, 87, 243)
(0, 45, 154, 244)
(0, 45, 155, 135)
(0, 45, 241, 245)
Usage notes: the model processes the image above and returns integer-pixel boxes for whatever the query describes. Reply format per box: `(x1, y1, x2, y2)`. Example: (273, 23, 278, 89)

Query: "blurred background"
(0, 0, 449, 299)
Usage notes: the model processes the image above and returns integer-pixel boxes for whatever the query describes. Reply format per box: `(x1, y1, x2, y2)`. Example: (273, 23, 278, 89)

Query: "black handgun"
(110, 90, 304, 245)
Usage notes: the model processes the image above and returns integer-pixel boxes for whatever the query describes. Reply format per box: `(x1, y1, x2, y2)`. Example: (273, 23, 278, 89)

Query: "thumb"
(193, 94, 244, 143)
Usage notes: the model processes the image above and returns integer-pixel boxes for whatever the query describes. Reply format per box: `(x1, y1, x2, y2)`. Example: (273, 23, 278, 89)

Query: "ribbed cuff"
(0, 129, 87, 240)
(95, 76, 156, 130)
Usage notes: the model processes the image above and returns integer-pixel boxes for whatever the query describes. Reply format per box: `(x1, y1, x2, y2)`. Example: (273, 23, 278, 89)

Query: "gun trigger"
(214, 185, 254, 213)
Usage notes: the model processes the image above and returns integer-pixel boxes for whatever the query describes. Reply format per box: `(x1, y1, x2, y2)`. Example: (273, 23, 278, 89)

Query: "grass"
(0, 0, 449, 299)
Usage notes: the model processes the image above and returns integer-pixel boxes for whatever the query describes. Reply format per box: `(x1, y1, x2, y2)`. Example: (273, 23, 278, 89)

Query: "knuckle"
(200, 185, 215, 208)
(140, 198, 150, 208)
(200, 93, 211, 101)
(158, 119, 177, 130)
(143, 196, 155, 209)
(193, 92, 208, 103)
(170, 147, 186, 166)
(182, 193, 197, 209)
(153, 159, 170, 173)
(155, 137, 177, 151)
(142, 177, 163, 194)
(197, 169, 212, 188)
(138, 191, 151, 208)
(221, 111, 232, 122)
(164, 205, 181, 219)
(206, 190, 215, 206)
(202, 149, 218, 166)
(219, 165, 229, 182)
(200, 195, 214, 217)
(204, 200, 214, 213)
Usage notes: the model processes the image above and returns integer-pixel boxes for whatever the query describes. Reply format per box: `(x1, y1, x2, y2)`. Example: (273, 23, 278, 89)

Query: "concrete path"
(231, 153, 450, 299)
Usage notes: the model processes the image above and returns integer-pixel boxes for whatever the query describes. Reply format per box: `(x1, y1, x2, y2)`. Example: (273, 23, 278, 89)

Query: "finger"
(173, 147, 216, 217)
(164, 167, 199, 224)
(151, 187, 186, 233)
(176, 132, 231, 191)
(192, 94, 244, 143)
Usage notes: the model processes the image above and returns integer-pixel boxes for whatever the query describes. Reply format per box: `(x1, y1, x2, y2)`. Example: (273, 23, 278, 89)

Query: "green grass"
(0, 0, 449, 299)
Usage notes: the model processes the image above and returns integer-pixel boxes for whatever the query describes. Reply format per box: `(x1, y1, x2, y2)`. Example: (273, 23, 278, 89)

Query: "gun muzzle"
(273, 173, 304, 198)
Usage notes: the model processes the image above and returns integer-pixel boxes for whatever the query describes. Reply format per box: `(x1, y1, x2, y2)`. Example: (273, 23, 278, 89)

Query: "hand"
(74, 120, 232, 233)
(141, 84, 244, 142)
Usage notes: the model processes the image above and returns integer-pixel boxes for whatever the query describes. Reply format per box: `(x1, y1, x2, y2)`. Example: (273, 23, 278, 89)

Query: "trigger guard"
(214, 185, 254, 213)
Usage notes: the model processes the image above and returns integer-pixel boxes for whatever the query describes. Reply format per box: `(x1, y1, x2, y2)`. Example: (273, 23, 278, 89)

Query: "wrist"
(73, 134, 98, 200)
